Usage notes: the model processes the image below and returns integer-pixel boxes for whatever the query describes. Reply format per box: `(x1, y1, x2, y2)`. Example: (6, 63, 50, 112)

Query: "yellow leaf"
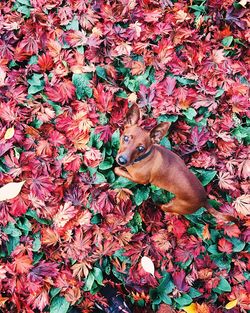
(0, 181, 25, 202)
(4, 127, 15, 140)
(182, 303, 197, 313)
(225, 299, 238, 310)
(141, 256, 155, 276)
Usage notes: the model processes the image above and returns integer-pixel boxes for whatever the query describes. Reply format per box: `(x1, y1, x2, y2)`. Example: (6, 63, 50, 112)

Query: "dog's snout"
(118, 155, 128, 165)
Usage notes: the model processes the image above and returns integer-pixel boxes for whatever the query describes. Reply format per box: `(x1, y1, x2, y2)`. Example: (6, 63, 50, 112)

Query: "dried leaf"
(141, 256, 155, 276)
(0, 181, 25, 201)
(225, 299, 238, 309)
(182, 303, 197, 313)
(4, 127, 15, 140)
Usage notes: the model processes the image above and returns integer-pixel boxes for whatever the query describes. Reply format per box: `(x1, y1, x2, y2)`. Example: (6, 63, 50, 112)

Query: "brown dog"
(115, 104, 234, 220)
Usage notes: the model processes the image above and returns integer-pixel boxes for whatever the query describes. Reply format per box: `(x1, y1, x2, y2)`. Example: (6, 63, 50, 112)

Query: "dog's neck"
(133, 146, 154, 163)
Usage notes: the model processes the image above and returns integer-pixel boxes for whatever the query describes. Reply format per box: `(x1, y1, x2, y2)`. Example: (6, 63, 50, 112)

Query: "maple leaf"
(53, 202, 78, 229)
(233, 195, 250, 216)
(65, 30, 88, 47)
(72, 260, 92, 279)
(218, 238, 233, 253)
(218, 171, 236, 191)
(224, 224, 241, 238)
(93, 84, 114, 113)
(41, 227, 60, 246)
(172, 269, 190, 292)
(91, 191, 115, 216)
(45, 79, 76, 104)
(30, 290, 49, 312)
(11, 254, 33, 274)
(29, 175, 54, 200)
(83, 147, 103, 168)
(29, 261, 58, 282)
(94, 125, 112, 143)
(152, 230, 171, 255)
(189, 126, 210, 151)
(37, 53, 54, 72)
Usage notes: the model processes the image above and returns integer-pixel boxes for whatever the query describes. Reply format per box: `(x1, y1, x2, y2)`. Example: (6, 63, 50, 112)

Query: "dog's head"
(116, 104, 170, 166)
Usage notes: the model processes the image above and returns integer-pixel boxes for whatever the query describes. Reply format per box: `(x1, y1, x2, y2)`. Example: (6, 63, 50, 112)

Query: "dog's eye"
(137, 145, 145, 152)
(123, 135, 129, 142)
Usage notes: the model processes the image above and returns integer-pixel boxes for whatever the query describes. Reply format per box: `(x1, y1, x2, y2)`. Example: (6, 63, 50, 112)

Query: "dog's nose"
(118, 155, 127, 165)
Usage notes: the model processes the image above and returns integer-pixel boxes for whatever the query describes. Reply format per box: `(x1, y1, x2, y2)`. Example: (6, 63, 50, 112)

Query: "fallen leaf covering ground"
(0, 0, 249, 312)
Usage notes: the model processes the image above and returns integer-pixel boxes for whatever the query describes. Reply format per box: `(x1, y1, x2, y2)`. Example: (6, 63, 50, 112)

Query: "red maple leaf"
(189, 126, 210, 151)
(11, 254, 33, 274)
(45, 79, 76, 104)
(218, 238, 233, 253)
(93, 84, 114, 113)
(29, 175, 54, 200)
(37, 53, 54, 72)
(224, 224, 241, 238)
(172, 269, 190, 292)
(94, 125, 113, 143)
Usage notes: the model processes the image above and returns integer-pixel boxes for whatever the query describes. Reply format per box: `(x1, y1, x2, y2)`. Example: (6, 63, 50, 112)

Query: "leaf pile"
(0, 0, 249, 312)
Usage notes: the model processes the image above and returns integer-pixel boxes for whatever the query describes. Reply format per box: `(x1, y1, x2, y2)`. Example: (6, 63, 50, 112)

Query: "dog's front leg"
(114, 167, 139, 183)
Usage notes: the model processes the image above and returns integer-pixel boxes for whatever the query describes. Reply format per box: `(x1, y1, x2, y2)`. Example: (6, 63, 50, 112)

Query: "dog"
(115, 104, 235, 221)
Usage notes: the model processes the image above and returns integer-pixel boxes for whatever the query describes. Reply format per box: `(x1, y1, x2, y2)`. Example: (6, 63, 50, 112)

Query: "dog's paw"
(114, 167, 121, 176)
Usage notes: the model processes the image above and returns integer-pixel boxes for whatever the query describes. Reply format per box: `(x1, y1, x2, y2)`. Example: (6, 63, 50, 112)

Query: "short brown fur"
(115, 104, 235, 220)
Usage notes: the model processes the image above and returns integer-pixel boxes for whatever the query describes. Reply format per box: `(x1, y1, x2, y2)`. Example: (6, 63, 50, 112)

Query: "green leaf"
(134, 186, 150, 205)
(175, 76, 197, 86)
(188, 287, 202, 298)
(26, 209, 52, 225)
(16, 217, 31, 235)
(230, 237, 245, 252)
(112, 176, 136, 189)
(189, 5, 206, 13)
(93, 172, 107, 184)
(91, 214, 102, 225)
(215, 88, 225, 98)
(99, 157, 114, 170)
(192, 169, 217, 186)
(84, 272, 95, 291)
(72, 73, 93, 99)
(92, 267, 103, 285)
(215, 277, 231, 292)
(96, 66, 107, 80)
(17, 0, 31, 6)
(174, 294, 193, 307)
(222, 36, 234, 47)
(3, 223, 22, 237)
(115, 90, 128, 99)
(28, 84, 44, 94)
(28, 55, 38, 65)
(158, 115, 178, 123)
(232, 126, 250, 144)
(124, 77, 139, 92)
(127, 211, 143, 233)
(111, 129, 120, 150)
(32, 236, 41, 252)
(183, 108, 197, 120)
(50, 296, 69, 313)
(17, 5, 30, 17)
(160, 137, 172, 150)
(6, 236, 20, 255)
(65, 17, 79, 31)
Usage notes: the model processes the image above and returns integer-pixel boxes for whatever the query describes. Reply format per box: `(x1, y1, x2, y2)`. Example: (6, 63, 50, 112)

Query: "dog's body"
(115, 105, 234, 220)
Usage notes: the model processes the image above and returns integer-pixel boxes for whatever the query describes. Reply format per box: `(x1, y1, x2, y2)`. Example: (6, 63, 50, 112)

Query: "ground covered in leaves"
(0, 0, 249, 312)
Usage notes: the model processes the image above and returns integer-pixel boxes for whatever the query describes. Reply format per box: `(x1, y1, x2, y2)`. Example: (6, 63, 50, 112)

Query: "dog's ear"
(125, 104, 140, 126)
(150, 122, 171, 143)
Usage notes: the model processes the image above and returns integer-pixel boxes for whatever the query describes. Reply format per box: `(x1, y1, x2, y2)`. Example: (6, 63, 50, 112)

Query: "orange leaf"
(12, 254, 33, 274)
